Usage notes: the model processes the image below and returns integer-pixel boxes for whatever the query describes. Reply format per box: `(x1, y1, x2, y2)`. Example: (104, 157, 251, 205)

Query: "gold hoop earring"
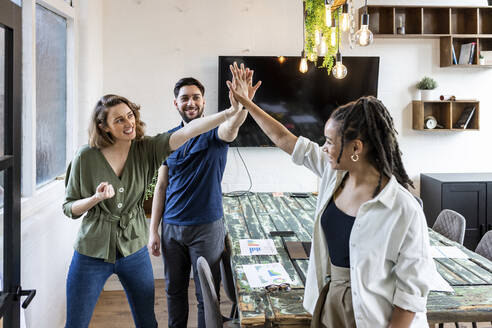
(351, 154, 359, 162)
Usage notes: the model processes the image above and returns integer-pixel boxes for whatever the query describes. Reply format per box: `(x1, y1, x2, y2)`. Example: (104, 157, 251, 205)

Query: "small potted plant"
(479, 52, 485, 65)
(143, 170, 159, 217)
(416, 76, 437, 101)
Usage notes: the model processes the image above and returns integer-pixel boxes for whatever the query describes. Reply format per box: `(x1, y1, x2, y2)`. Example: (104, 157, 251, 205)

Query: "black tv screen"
(218, 56, 379, 147)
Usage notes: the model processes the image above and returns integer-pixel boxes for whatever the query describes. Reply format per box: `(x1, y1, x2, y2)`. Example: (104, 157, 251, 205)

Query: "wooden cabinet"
(412, 100, 479, 131)
(421, 173, 492, 250)
(359, 5, 492, 68)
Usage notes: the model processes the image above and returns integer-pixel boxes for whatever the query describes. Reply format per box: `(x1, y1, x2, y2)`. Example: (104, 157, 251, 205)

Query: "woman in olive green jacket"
(63, 94, 243, 328)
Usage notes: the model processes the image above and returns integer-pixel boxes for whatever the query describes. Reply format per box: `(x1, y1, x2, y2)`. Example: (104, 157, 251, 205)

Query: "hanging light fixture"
(332, 12, 347, 79)
(325, 0, 332, 27)
(319, 36, 327, 56)
(340, 3, 349, 32)
(302, 0, 368, 75)
(355, 0, 373, 46)
(330, 26, 337, 47)
(299, 51, 308, 73)
(278, 56, 286, 64)
(299, 2, 308, 73)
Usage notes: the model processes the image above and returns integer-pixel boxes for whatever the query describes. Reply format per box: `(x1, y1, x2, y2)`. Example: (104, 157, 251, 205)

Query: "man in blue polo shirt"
(148, 69, 260, 328)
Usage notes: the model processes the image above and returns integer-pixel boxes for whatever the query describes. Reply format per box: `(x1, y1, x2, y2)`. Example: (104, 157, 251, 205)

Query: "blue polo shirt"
(162, 124, 228, 225)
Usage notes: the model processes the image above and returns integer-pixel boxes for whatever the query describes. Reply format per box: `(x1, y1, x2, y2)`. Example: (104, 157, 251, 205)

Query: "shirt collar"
(334, 172, 399, 209)
(373, 175, 398, 208)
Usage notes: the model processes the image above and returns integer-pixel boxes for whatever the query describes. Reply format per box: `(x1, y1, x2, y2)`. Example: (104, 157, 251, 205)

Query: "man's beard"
(179, 106, 204, 123)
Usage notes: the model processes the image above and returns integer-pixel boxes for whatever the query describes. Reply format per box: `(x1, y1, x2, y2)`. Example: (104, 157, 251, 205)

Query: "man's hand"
(147, 230, 161, 257)
(227, 62, 254, 108)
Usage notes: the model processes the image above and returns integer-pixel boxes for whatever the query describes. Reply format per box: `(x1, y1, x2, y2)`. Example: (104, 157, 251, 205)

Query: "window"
(21, 0, 76, 196)
(35, 4, 67, 186)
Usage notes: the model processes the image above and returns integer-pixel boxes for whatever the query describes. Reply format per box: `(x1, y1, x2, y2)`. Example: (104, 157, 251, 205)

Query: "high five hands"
(227, 62, 261, 112)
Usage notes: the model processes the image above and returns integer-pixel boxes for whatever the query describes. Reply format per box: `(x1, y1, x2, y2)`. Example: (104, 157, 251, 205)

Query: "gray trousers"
(161, 219, 225, 328)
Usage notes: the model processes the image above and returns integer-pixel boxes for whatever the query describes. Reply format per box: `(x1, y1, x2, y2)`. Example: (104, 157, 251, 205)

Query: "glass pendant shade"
(332, 52, 347, 79)
(319, 37, 327, 56)
(325, 4, 332, 27)
(355, 13, 373, 46)
(299, 57, 308, 73)
(341, 3, 349, 31)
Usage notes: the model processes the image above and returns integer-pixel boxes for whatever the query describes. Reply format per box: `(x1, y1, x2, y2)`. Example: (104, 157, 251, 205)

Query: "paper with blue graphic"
(240, 239, 278, 256)
(242, 262, 293, 288)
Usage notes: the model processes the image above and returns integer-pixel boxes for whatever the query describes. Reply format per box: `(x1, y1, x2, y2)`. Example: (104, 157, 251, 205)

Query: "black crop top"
(320, 197, 356, 268)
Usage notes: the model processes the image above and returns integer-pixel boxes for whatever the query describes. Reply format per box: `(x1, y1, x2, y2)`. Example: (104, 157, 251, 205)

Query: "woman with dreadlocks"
(227, 63, 437, 328)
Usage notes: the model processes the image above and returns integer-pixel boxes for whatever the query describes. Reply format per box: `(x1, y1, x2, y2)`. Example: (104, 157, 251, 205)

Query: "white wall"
(99, 0, 492, 196)
(21, 181, 80, 328)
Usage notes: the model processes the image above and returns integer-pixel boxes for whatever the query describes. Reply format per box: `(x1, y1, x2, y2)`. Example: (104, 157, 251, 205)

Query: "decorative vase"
(479, 58, 485, 65)
(420, 90, 433, 101)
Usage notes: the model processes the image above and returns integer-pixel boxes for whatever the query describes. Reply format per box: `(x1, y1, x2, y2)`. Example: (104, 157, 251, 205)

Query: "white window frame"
(21, 0, 78, 197)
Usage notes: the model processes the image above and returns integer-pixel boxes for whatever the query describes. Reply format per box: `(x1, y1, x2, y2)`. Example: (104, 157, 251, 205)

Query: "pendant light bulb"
(325, 4, 332, 27)
(299, 57, 308, 73)
(355, 13, 374, 46)
(319, 37, 327, 56)
(332, 52, 347, 79)
(331, 27, 337, 47)
(341, 3, 349, 32)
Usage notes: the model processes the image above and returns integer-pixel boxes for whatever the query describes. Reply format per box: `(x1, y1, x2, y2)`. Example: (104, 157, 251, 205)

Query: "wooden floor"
(90, 279, 233, 328)
(89, 279, 491, 328)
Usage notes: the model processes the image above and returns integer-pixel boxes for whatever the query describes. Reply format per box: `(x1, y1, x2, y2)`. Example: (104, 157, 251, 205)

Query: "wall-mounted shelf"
(359, 6, 492, 68)
(412, 100, 480, 131)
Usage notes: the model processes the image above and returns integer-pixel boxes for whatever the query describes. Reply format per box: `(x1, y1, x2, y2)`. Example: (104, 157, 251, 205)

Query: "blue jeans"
(65, 246, 157, 328)
(161, 219, 225, 328)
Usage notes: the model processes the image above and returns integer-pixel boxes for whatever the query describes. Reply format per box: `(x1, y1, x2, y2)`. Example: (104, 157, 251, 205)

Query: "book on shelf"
(453, 106, 476, 129)
(468, 42, 476, 64)
(458, 43, 475, 65)
(451, 43, 457, 65)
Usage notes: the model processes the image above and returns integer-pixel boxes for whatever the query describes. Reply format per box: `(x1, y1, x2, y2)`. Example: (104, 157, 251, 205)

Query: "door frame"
(0, 0, 22, 326)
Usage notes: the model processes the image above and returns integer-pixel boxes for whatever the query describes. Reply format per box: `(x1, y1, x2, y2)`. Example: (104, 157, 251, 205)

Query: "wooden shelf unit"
(359, 6, 492, 67)
(412, 100, 480, 131)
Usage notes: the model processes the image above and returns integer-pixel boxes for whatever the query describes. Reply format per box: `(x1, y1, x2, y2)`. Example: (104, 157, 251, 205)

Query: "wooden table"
(222, 192, 492, 327)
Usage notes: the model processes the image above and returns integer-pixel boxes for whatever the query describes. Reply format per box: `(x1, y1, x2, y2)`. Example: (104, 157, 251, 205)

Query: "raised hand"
(94, 182, 115, 201)
(244, 67, 262, 100)
(226, 62, 253, 107)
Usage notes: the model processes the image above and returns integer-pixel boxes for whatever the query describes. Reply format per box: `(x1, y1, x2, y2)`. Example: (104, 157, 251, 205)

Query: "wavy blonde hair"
(88, 94, 146, 148)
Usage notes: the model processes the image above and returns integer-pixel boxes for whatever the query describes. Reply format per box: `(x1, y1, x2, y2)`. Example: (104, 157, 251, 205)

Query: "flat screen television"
(218, 56, 379, 147)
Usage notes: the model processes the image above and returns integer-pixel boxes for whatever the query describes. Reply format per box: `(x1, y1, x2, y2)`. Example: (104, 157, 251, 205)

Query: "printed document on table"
(242, 263, 293, 288)
(240, 239, 278, 256)
(429, 270, 454, 292)
(430, 246, 468, 259)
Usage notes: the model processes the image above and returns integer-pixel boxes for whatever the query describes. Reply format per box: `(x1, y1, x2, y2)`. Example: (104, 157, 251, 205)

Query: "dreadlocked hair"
(330, 96, 414, 197)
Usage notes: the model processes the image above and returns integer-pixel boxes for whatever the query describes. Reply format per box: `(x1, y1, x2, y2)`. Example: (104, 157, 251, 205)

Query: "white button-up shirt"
(292, 136, 438, 328)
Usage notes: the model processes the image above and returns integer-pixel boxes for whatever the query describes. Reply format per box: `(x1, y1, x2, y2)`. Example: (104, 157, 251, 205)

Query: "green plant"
(144, 169, 159, 200)
(416, 76, 437, 90)
(479, 52, 484, 59)
(304, 0, 340, 74)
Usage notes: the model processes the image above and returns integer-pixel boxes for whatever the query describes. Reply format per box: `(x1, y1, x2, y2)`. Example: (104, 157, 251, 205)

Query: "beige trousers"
(312, 264, 356, 328)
